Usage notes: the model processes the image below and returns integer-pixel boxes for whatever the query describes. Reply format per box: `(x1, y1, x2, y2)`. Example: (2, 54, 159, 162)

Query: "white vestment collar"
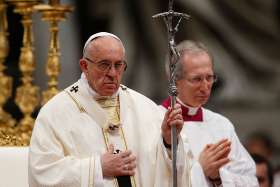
(65, 74, 129, 130)
(64, 76, 108, 129)
(176, 97, 200, 116)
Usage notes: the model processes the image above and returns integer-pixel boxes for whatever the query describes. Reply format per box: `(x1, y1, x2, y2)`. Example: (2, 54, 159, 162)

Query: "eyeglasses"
(84, 57, 127, 73)
(185, 74, 218, 86)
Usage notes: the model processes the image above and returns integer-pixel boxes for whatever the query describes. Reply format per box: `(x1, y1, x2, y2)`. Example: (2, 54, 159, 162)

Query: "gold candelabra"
(0, 0, 73, 146)
(6, 0, 42, 144)
(0, 0, 16, 128)
(36, 0, 73, 105)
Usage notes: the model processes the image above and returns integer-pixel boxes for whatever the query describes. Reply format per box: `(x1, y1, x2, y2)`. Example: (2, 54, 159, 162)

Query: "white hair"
(165, 40, 213, 80)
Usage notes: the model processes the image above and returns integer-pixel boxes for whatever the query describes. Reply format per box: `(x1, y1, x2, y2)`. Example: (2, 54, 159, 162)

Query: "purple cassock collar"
(161, 97, 203, 122)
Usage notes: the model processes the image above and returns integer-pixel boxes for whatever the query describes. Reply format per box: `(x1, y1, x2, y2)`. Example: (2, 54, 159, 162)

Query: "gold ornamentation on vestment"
(96, 96, 120, 131)
(98, 96, 136, 187)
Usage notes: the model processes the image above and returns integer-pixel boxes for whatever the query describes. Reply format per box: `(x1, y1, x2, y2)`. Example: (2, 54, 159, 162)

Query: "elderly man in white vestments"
(160, 40, 259, 187)
(28, 32, 201, 187)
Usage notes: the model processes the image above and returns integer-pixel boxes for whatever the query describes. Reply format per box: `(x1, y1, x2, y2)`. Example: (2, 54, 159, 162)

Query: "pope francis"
(28, 32, 199, 187)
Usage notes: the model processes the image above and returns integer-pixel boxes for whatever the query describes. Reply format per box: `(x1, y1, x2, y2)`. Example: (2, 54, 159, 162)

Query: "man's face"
(256, 163, 271, 187)
(176, 52, 214, 107)
(80, 37, 126, 96)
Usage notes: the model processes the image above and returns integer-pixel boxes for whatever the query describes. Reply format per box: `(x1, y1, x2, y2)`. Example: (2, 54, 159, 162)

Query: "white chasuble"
(29, 77, 192, 187)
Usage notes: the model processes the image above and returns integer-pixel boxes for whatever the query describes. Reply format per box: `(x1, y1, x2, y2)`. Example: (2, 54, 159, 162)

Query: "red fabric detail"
(161, 97, 203, 122)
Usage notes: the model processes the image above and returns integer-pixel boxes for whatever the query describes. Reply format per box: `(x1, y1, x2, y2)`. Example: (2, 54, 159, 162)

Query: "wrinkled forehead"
(181, 51, 213, 66)
(180, 51, 214, 73)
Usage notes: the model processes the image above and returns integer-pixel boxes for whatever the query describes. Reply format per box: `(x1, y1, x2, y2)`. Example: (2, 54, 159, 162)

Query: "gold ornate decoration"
(0, 0, 16, 128)
(35, 0, 73, 105)
(0, 127, 24, 146)
(0, 0, 74, 146)
(6, 0, 42, 145)
(96, 96, 120, 126)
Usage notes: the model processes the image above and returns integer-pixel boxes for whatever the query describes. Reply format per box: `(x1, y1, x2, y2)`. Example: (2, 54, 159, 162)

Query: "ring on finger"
(124, 164, 129, 170)
(218, 144, 224, 150)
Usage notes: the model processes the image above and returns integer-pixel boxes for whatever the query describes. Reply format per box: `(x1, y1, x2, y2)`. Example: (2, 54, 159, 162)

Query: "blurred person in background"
(252, 153, 274, 187)
(245, 132, 280, 187)
(245, 131, 274, 160)
(160, 40, 258, 187)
